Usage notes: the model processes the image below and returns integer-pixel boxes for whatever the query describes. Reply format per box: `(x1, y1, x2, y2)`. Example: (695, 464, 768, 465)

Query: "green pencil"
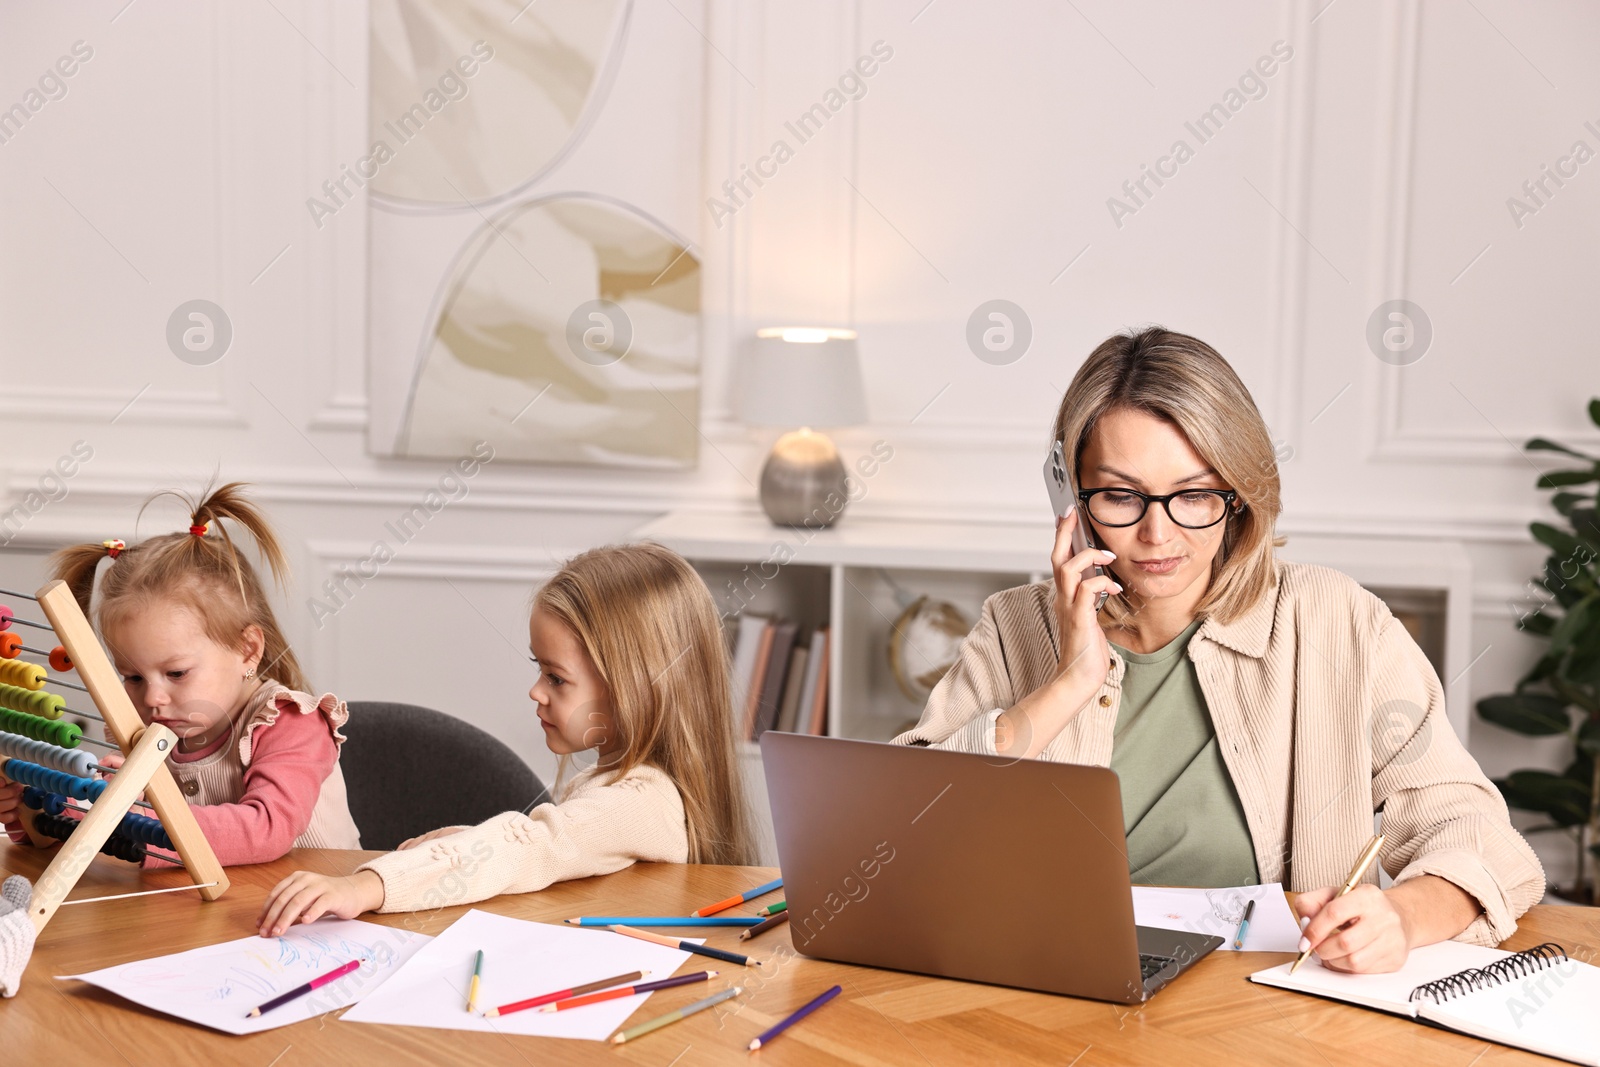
(611, 985, 743, 1043)
(754, 900, 787, 917)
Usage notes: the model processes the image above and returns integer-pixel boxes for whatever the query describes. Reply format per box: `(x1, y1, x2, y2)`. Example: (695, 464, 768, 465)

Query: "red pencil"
(538, 970, 718, 1012)
(484, 970, 648, 1018)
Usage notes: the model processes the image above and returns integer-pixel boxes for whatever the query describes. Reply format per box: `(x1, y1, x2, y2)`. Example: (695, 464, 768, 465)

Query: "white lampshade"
(735, 328, 868, 428)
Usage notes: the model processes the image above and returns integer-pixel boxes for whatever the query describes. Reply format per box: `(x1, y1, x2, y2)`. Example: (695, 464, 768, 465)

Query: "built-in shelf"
(634, 510, 1475, 865)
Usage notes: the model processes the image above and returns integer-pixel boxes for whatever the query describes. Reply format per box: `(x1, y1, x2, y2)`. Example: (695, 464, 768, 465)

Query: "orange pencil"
(690, 876, 782, 917)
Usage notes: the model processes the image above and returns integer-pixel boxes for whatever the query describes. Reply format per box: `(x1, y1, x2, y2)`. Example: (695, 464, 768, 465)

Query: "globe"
(887, 596, 972, 703)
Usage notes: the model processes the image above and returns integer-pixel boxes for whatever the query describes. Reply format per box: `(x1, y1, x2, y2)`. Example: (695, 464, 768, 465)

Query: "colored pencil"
(539, 970, 719, 1012)
(564, 916, 763, 927)
(1289, 834, 1384, 975)
(1233, 900, 1255, 950)
(753, 900, 787, 918)
(692, 876, 783, 917)
(246, 958, 362, 1018)
(611, 985, 744, 1044)
(611, 924, 761, 967)
(739, 911, 791, 941)
(484, 970, 648, 1018)
(466, 949, 483, 1013)
(748, 984, 841, 1050)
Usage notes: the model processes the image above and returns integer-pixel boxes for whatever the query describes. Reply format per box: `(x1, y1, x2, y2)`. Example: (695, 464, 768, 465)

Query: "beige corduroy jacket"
(892, 560, 1545, 946)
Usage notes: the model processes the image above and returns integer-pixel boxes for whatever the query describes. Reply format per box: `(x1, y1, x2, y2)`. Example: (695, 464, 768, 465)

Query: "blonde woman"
(895, 327, 1543, 974)
(258, 542, 753, 932)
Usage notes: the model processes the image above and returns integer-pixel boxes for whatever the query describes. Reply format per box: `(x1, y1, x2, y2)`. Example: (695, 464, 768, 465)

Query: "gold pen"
(1289, 834, 1385, 975)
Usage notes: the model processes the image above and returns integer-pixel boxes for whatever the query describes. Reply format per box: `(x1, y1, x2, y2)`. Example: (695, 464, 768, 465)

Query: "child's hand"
(0, 780, 23, 827)
(99, 753, 125, 773)
(397, 825, 471, 850)
(257, 869, 385, 937)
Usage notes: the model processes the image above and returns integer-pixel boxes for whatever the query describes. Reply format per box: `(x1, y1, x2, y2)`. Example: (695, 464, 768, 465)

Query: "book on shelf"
(741, 620, 777, 741)
(793, 626, 827, 737)
(729, 613, 770, 729)
(805, 627, 830, 736)
(775, 645, 809, 734)
(752, 620, 800, 739)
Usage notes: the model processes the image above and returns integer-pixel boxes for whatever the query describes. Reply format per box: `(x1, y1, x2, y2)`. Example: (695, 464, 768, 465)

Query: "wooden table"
(4, 846, 1598, 1066)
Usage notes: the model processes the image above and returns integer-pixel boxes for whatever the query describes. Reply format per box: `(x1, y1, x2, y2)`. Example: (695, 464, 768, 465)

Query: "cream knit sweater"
(357, 761, 687, 914)
(893, 560, 1545, 946)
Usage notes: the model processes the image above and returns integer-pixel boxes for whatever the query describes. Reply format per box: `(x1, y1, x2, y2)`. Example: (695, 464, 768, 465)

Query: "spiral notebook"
(1251, 941, 1600, 1065)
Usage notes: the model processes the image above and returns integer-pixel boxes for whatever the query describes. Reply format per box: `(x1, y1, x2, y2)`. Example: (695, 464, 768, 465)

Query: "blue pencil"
(563, 916, 764, 927)
(749, 984, 842, 1050)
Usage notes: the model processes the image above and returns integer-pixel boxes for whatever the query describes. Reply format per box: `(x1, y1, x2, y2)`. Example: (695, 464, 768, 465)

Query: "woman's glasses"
(1078, 487, 1239, 529)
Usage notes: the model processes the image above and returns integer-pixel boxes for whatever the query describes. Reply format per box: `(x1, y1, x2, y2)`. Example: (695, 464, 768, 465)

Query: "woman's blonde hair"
(47, 482, 307, 691)
(534, 541, 754, 865)
(1052, 326, 1284, 633)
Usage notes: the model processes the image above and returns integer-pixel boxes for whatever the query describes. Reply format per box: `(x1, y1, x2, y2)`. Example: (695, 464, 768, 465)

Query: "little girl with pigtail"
(0, 483, 361, 865)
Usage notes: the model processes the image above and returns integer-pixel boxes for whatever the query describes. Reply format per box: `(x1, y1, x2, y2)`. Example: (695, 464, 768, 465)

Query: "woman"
(895, 327, 1543, 974)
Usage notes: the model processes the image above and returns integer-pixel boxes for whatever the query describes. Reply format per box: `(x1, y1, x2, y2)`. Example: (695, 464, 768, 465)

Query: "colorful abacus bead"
(30, 812, 147, 864)
(0, 658, 46, 691)
(0, 682, 65, 719)
(49, 646, 72, 673)
(20, 785, 65, 816)
(0, 634, 18, 657)
(0, 730, 96, 776)
(0, 758, 106, 802)
(0, 605, 11, 632)
(0, 707, 81, 747)
(118, 811, 173, 851)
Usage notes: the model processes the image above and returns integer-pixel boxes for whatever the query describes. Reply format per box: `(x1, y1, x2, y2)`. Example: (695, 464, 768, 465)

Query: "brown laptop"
(760, 732, 1223, 1004)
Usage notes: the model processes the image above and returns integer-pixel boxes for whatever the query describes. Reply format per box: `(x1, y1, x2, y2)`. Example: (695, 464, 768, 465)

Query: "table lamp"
(735, 327, 868, 528)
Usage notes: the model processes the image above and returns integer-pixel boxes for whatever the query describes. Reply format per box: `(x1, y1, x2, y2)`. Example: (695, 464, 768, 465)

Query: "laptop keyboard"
(1139, 953, 1178, 982)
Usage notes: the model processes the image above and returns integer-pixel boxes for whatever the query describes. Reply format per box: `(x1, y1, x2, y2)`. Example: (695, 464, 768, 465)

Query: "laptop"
(760, 732, 1224, 1004)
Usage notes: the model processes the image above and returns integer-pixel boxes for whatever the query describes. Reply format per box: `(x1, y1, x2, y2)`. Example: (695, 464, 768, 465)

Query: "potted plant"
(1476, 398, 1600, 906)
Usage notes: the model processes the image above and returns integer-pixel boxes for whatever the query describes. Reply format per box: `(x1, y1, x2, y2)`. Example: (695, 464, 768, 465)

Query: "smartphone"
(1043, 441, 1108, 611)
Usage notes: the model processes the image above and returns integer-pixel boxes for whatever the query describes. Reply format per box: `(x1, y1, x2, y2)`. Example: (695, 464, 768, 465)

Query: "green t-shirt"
(1109, 617, 1260, 887)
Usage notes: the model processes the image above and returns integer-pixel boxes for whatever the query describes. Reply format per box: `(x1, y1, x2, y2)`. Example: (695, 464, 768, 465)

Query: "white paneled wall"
(1, 0, 1596, 883)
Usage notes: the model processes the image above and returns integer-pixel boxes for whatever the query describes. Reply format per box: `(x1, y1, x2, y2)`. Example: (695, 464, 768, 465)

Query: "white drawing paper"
(340, 909, 706, 1041)
(1132, 882, 1303, 951)
(59, 918, 431, 1034)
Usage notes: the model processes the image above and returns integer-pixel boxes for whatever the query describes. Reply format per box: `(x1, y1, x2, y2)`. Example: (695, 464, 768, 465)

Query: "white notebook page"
(1415, 955, 1600, 1067)
(1249, 939, 1510, 1016)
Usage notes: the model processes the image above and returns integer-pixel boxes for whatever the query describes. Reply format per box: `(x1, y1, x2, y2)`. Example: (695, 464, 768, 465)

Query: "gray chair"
(340, 701, 550, 851)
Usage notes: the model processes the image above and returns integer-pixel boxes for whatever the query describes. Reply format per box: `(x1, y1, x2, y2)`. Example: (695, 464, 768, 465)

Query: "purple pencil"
(748, 984, 842, 1051)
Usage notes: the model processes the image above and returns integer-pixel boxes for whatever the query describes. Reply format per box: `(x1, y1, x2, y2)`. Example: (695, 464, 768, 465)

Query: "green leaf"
(1519, 611, 1557, 637)
(1494, 771, 1591, 825)
(1579, 717, 1600, 756)
(1527, 437, 1596, 460)
(1543, 561, 1587, 608)
(1538, 467, 1600, 489)
(1590, 398, 1600, 430)
(1478, 692, 1574, 735)
(1532, 522, 1585, 557)
(1549, 597, 1596, 653)
(1550, 676, 1600, 716)
(1551, 492, 1588, 516)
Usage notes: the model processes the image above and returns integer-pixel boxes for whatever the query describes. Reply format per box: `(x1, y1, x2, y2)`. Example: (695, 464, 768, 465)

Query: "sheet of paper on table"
(340, 908, 703, 1041)
(1132, 882, 1302, 951)
(59, 918, 432, 1034)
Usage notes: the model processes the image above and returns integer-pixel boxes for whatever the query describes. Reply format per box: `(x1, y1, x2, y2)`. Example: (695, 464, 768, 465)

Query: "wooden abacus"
(0, 579, 228, 935)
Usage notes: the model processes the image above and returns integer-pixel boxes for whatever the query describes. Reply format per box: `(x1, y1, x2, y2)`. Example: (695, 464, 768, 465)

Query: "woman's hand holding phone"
(993, 508, 1122, 760)
(1051, 507, 1121, 689)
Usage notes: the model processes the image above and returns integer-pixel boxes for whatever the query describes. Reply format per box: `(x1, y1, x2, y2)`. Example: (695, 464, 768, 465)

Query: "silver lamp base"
(758, 428, 849, 528)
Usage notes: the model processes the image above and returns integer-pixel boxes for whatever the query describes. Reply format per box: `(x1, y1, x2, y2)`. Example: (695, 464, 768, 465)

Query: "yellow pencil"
(1289, 834, 1384, 975)
(467, 949, 483, 1013)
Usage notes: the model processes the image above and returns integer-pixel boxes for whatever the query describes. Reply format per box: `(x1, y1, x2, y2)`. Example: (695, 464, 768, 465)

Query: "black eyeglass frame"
(1077, 487, 1241, 529)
